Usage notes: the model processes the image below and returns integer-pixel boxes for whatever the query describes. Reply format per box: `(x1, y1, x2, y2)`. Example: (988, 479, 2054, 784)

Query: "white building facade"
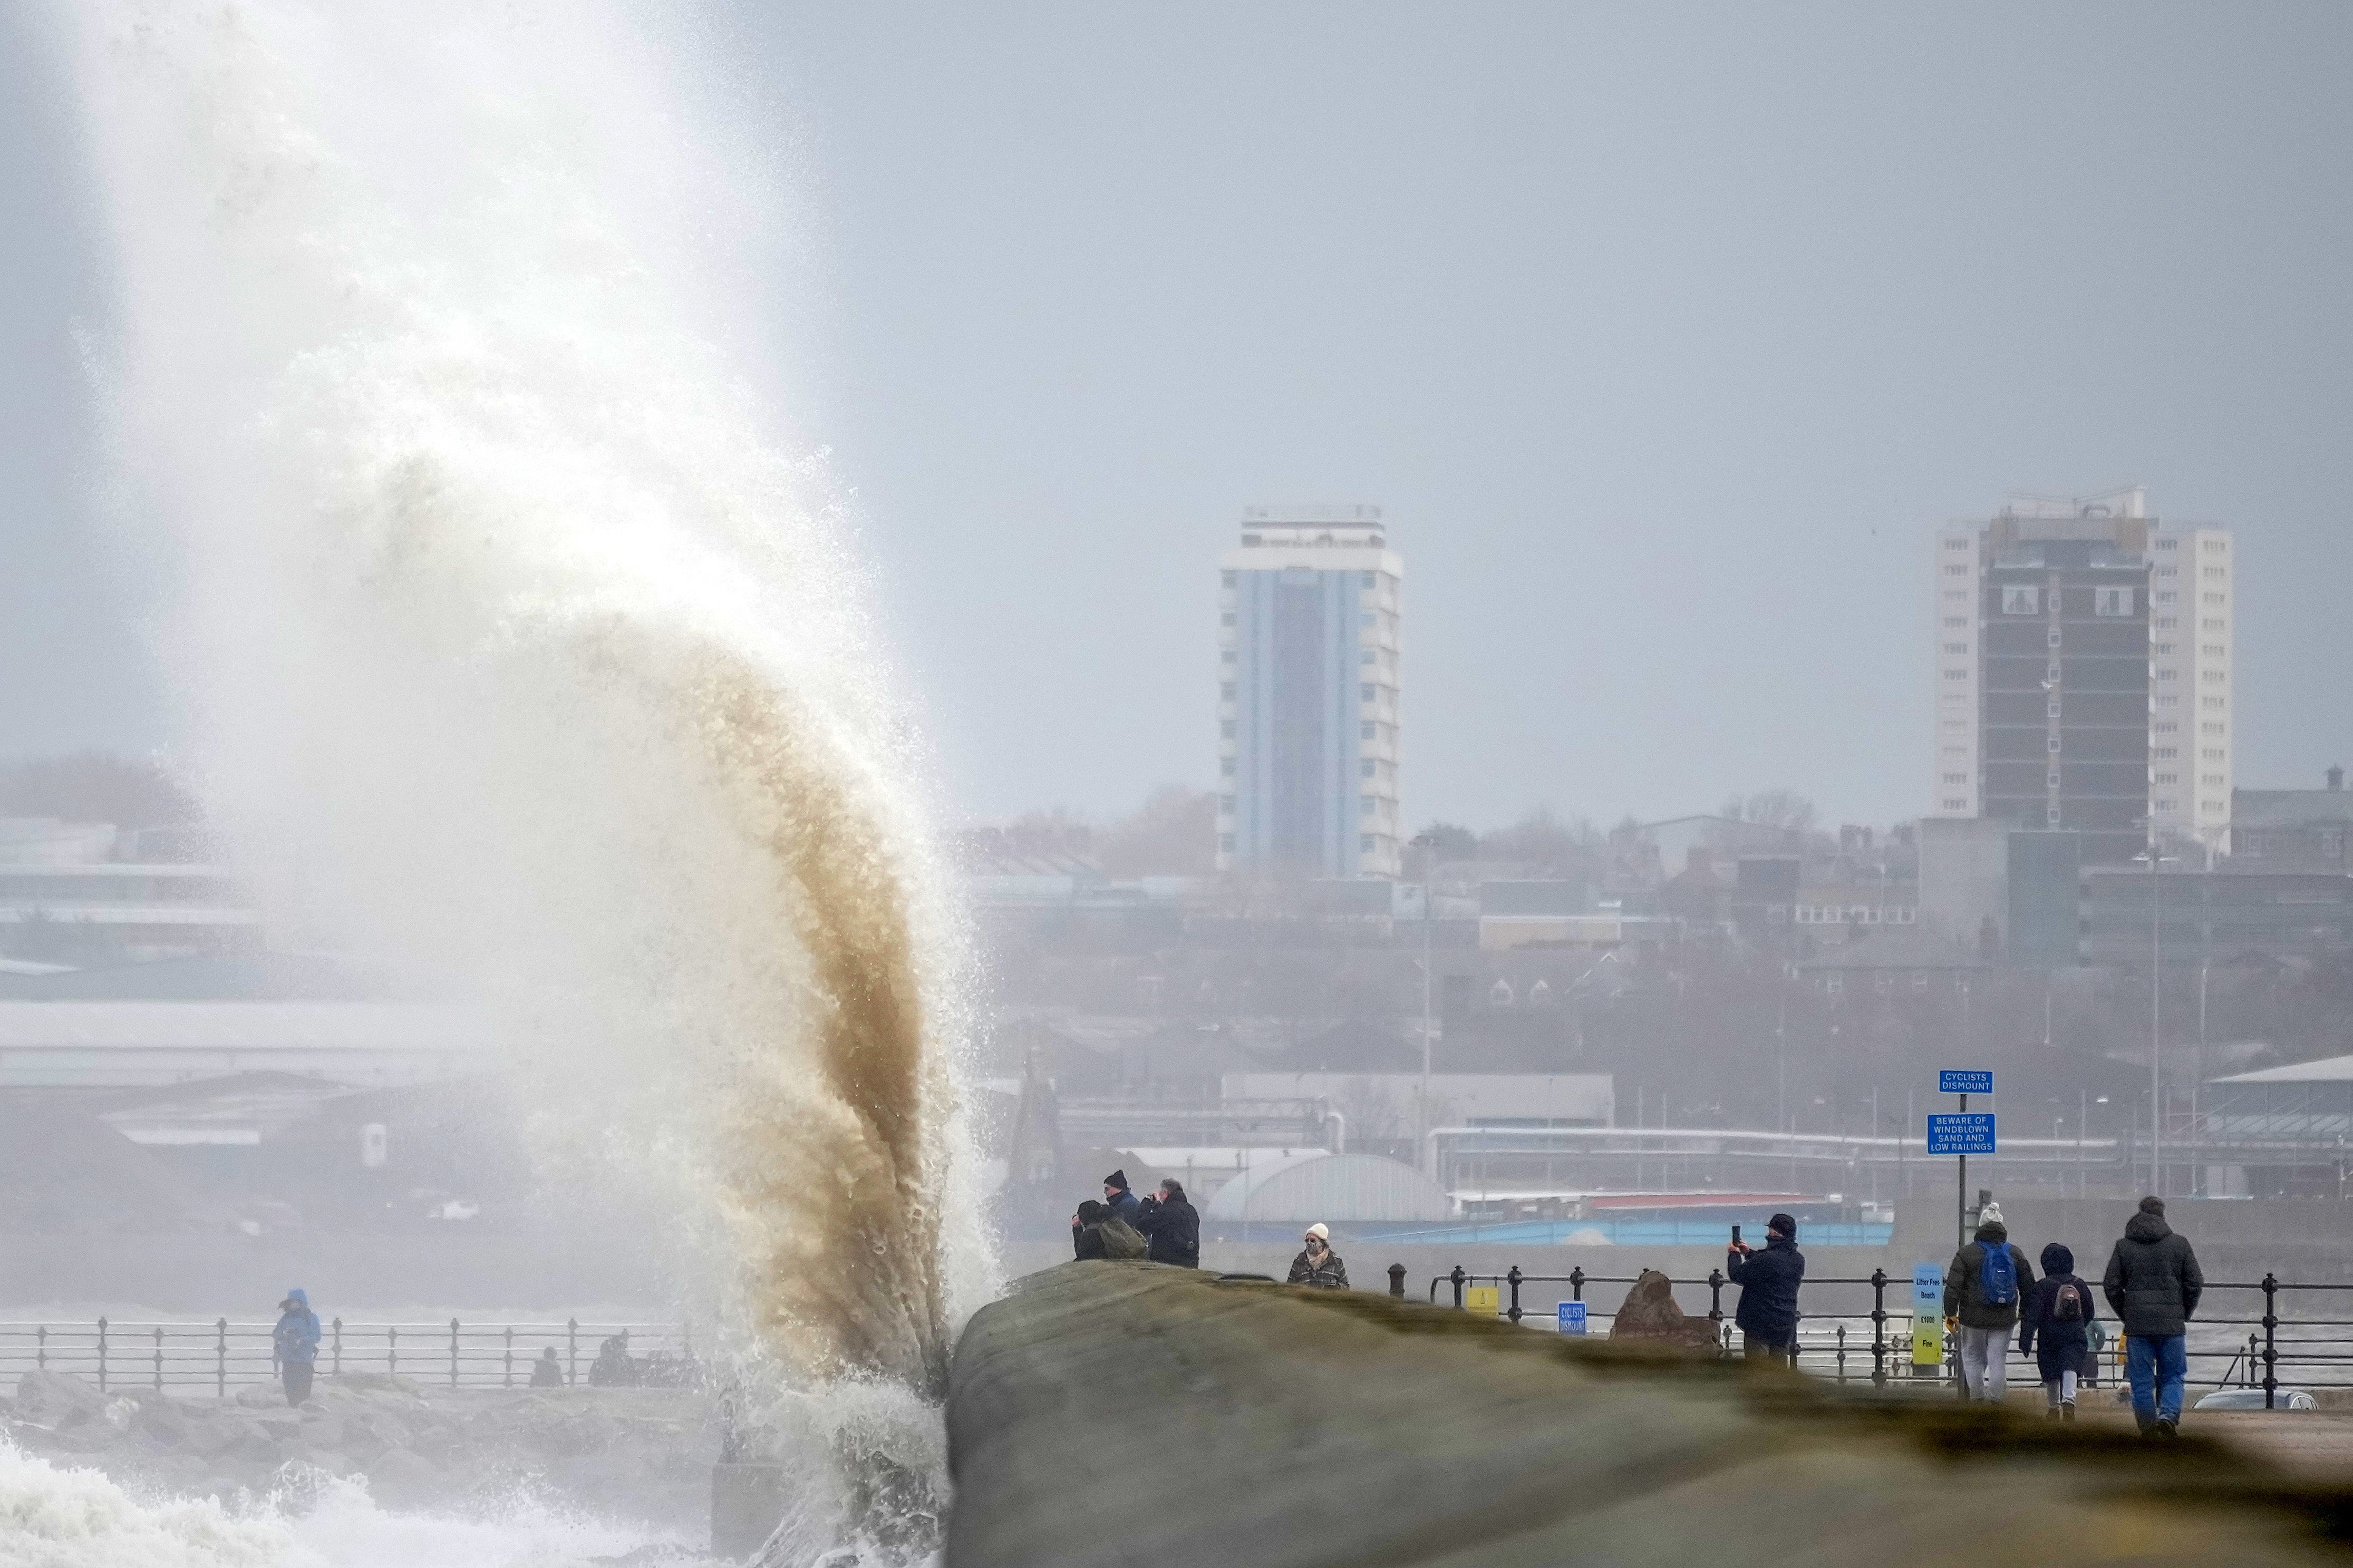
(1929, 487, 2233, 862)
(1217, 506, 1403, 878)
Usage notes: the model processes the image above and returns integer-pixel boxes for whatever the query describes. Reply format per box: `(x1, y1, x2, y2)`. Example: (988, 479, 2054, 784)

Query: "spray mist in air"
(53, 0, 995, 1401)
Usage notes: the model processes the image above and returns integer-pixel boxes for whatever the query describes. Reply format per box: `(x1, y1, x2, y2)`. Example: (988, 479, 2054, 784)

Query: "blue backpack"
(1980, 1241, 2018, 1308)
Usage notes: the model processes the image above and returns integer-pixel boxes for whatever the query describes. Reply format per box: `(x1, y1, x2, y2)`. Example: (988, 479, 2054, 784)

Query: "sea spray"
(51, 0, 992, 1464)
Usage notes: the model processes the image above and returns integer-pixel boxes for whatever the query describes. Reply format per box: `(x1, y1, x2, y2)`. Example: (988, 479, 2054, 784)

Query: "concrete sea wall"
(945, 1260, 2353, 1568)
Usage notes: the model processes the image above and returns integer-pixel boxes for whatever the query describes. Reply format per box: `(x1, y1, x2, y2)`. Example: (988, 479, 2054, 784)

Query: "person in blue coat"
(1727, 1213, 1805, 1365)
(2018, 1241, 2098, 1422)
(272, 1288, 322, 1406)
(1100, 1169, 1143, 1222)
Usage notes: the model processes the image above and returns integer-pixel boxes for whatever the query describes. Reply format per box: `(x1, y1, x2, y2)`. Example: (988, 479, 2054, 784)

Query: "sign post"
(1557, 1301, 1587, 1336)
(1931, 1069, 1996, 1250)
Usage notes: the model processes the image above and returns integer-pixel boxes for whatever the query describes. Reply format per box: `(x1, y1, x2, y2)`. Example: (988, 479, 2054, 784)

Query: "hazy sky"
(5, 4, 2350, 833)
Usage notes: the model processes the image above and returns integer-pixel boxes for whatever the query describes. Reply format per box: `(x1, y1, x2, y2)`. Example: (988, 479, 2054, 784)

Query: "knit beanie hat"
(1305, 1223, 1330, 1242)
(1103, 1169, 1130, 1192)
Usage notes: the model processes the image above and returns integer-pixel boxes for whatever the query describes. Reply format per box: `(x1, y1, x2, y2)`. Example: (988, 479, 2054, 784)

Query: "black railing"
(0, 1318, 694, 1392)
(1419, 1265, 2329, 1409)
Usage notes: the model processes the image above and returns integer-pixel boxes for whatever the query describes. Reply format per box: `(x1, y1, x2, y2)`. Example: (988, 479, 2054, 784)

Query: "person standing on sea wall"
(272, 1288, 321, 1407)
(2104, 1195, 2204, 1439)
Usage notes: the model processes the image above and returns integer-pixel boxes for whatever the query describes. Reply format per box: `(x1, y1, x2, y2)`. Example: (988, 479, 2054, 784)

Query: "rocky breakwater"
(947, 1259, 2353, 1568)
(3, 1366, 720, 1524)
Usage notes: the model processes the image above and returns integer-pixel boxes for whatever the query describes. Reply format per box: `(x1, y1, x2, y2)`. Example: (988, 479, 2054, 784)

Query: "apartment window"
(2203, 567, 2225, 580)
(2154, 747, 2178, 759)
(2047, 629, 2062, 647)
(2155, 773, 2179, 784)
(1221, 758, 1235, 777)
(2155, 618, 2177, 630)
(2203, 539, 2225, 552)
(1361, 571, 1377, 587)
(2201, 722, 2225, 734)
(2047, 699, 2062, 717)
(2203, 592, 2226, 606)
(1219, 794, 1236, 813)
(1360, 759, 1375, 778)
(2047, 806, 2062, 824)
(1941, 642, 1968, 655)
(2157, 538, 2178, 550)
(1945, 564, 1970, 577)
(2154, 721, 2178, 733)
(1943, 745, 1967, 757)
(1221, 612, 1236, 627)
(1221, 682, 1236, 699)
(2155, 566, 2177, 578)
(1360, 795, 1377, 816)
(1361, 722, 1376, 741)
(2047, 771, 2061, 788)
(2157, 669, 2177, 681)
(1945, 538, 1971, 550)
(2203, 644, 2225, 657)
(1944, 590, 1968, 602)
(2201, 749, 2224, 761)
(1222, 571, 1237, 587)
(2202, 774, 2225, 787)
(1221, 721, 1236, 739)
(2156, 695, 2179, 707)
(1944, 668, 1969, 681)
(2202, 669, 2225, 683)
(2048, 736, 2062, 753)
(2155, 798, 2177, 811)
(2155, 644, 2175, 655)
(1361, 683, 1377, 702)
(1218, 833, 1235, 852)
(1943, 772, 1967, 784)
(2203, 800, 2224, 814)
(2095, 587, 2134, 617)
(1943, 617, 1969, 629)
(1221, 649, 1235, 664)
(2156, 591, 2177, 603)
(1361, 834, 1376, 852)
(1943, 798, 1969, 811)
(2001, 585, 2039, 613)
(2202, 618, 2225, 631)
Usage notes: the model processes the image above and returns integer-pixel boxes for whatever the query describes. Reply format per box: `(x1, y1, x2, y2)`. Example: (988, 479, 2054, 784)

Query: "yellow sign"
(1912, 1316, 1944, 1366)
(1464, 1285, 1500, 1315)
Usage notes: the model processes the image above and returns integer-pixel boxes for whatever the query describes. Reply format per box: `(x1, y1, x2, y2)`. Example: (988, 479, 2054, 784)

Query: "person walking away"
(1132, 1179, 1201, 1268)
(530, 1346, 565, 1388)
(2018, 1242, 2097, 1421)
(2103, 1194, 2204, 1438)
(1101, 1170, 1144, 1222)
(1944, 1204, 2034, 1403)
(1727, 1213, 1806, 1365)
(272, 1289, 321, 1407)
(1287, 1223, 1348, 1288)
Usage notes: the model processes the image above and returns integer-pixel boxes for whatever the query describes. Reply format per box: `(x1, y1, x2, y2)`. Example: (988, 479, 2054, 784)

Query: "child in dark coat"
(2018, 1241, 2098, 1420)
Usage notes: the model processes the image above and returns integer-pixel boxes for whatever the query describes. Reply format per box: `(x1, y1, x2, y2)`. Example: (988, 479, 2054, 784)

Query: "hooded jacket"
(1726, 1231, 1805, 1342)
(1944, 1222, 2037, 1331)
(2103, 1211, 2204, 1337)
(273, 1289, 321, 1366)
(2018, 1241, 2096, 1370)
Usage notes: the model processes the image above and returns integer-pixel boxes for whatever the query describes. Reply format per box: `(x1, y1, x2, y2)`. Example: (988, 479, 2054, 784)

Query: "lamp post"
(2133, 844, 2181, 1195)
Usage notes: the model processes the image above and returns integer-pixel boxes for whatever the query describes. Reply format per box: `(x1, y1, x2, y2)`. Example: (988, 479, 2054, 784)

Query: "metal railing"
(1412, 1263, 2332, 1410)
(0, 1318, 693, 1394)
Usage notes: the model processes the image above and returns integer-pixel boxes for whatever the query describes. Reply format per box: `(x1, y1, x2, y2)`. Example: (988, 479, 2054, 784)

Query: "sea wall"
(944, 1260, 2349, 1568)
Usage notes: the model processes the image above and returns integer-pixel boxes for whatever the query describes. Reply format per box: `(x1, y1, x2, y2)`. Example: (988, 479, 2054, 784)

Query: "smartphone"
(1730, 1224, 1742, 1245)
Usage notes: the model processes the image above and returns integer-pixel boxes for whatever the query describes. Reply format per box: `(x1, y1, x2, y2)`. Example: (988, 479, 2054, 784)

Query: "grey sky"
(6, 4, 2350, 832)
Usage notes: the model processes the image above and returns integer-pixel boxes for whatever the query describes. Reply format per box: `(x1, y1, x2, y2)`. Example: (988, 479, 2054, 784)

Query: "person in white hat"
(1287, 1223, 1349, 1289)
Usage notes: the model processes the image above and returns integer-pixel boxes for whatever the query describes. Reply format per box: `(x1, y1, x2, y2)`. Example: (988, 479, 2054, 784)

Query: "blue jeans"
(2126, 1333, 2187, 1425)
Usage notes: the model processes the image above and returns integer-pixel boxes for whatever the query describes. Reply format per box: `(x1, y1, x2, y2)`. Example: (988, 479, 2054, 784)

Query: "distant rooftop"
(1235, 504, 1387, 549)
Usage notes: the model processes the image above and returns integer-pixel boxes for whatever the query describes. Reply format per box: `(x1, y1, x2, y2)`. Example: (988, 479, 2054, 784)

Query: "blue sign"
(1926, 1113, 1996, 1155)
(1938, 1069, 1993, 1095)
(1557, 1301, 1587, 1336)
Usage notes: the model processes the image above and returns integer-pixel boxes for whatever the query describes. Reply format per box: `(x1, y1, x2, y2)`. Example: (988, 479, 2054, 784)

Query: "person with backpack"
(2103, 1194, 2204, 1439)
(2017, 1242, 2098, 1421)
(1943, 1203, 2036, 1403)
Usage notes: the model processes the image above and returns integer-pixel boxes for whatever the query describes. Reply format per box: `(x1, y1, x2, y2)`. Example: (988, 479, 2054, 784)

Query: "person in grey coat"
(2103, 1194, 2204, 1438)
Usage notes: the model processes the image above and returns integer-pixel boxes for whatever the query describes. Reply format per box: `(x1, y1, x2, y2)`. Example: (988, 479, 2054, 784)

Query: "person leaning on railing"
(1726, 1213, 1805, 1366)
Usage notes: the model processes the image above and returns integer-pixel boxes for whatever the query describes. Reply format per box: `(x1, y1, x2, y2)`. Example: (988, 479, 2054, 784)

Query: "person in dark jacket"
(1071, 1199, 1111, 1260)
(1101, 1169, 1143, 1222)
(529, 1346, 565, 1388)
(2103, 1194, 2204, 1437)
(2018, 1241, 2097, 1421)
(1943, 1204, 2036, 1402)
(1132, 1179, 1201, 1268)
(270, 1288, 321, 1407)
(1726, 1213, 1805, 1364)
(1287, 1223, 1348, 1289)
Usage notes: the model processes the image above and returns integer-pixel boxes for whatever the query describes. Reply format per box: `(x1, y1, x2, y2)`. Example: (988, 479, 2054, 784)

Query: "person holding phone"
(1726, 1213, 1805, 1365)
